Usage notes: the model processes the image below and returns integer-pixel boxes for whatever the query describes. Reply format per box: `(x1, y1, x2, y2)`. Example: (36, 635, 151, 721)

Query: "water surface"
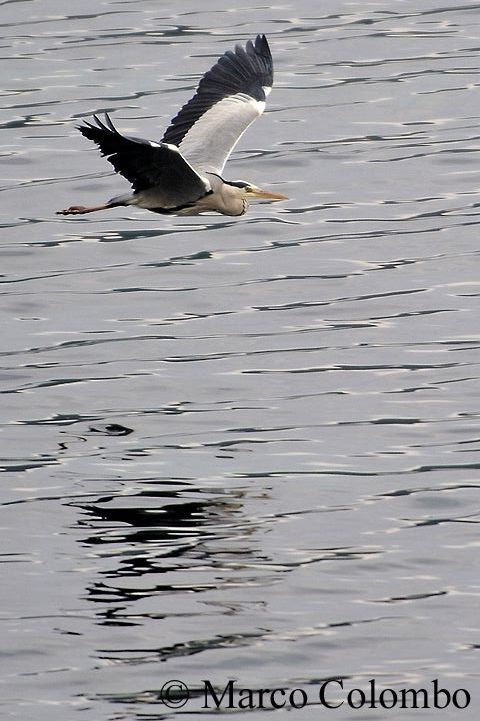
(1, 1, 480, 719)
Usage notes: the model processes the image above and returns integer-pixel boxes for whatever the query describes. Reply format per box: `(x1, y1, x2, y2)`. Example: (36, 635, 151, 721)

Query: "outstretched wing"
(162, 34, 273, 175)
(78, 114, 210, 207)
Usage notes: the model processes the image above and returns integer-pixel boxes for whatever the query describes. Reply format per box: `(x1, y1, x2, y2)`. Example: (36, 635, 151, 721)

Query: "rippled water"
(2, 1, 480, 719)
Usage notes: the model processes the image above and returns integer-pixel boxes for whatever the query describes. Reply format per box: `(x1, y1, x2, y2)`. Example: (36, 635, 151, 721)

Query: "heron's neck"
(222, 183, 249, 216)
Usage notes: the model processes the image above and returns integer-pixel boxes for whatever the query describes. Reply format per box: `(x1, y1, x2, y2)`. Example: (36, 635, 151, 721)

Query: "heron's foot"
(56, 204, 109, 215)
(56, 205, 91, 215)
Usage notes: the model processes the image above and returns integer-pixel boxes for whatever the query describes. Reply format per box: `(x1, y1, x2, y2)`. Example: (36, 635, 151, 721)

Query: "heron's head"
(228, 180, 288, 202)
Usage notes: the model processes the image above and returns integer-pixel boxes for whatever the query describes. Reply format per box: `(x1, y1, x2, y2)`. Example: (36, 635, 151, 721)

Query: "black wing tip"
(224, 32, 273, 80)
(77, 112, 117, 134)
(237, 33, 271, 59)
(255, 33, 270, 52)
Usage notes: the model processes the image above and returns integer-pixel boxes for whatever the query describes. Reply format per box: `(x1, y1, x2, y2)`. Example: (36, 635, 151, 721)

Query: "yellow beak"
(248, 187, 288, 201)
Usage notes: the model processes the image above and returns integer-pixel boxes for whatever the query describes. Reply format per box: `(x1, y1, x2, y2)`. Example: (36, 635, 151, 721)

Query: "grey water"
(1, 0, 480, 718)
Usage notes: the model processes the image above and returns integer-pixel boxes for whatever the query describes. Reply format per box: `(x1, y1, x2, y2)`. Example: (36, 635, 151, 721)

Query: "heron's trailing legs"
(56, 203, 114, 215)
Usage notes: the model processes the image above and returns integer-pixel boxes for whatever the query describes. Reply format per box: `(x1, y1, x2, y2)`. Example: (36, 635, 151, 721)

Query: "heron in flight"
(57, 34, 287, 218)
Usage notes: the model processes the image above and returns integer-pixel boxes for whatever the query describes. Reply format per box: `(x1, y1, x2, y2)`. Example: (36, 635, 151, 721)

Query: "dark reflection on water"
(2, 1, 480, 719)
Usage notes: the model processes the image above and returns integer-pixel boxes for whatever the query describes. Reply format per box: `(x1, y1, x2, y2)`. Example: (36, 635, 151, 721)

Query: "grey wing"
(161, 34, 273, 175)
(78, 114, 210, 208)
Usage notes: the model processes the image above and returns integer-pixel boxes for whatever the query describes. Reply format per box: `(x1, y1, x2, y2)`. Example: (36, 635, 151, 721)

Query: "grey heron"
(57, 34, 287, 218)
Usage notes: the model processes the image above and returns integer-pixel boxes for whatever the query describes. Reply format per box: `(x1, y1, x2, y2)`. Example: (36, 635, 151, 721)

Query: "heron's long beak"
(248, 186, 288, 201)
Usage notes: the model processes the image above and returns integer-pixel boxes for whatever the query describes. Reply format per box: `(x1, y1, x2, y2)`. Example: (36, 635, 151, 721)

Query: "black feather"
(77, 113, 208, 205)
(162, 34, 273, 148)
